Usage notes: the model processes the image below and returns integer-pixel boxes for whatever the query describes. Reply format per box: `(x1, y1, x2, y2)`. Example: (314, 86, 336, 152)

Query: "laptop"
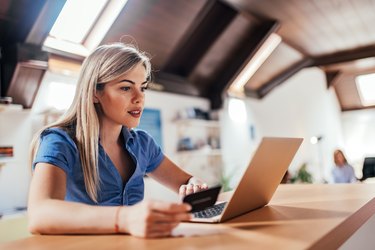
(189, 137, 303, 223)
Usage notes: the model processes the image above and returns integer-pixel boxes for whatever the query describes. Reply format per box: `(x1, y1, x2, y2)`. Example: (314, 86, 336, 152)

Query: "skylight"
(44, 0, 128, 57)
(49, 0, 107, 44)
(356, 73, 375, 106)
(228, 33, 282, 96)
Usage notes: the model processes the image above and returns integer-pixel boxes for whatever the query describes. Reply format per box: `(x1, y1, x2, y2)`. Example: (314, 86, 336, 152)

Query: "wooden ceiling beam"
(1, 0, 47, 46)
(312, 45, 375, 67)
(0, 14, 15, 22)
(342, 105, 375, 112)
(207, 19, 280, 109)
(254, 58, 313, 98)
(152, 71, 200, 96)
(243, 89, 260, 98)
(325, 70, 341, 89)
(163, 1, 237, 77)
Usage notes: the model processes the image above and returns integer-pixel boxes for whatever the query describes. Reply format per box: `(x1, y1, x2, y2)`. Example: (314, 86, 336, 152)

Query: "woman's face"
(95, 62, 148, 128)
(335, 151, 346, 166)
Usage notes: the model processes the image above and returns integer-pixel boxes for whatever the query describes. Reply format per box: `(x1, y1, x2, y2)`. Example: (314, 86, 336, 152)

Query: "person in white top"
(332, 149, 356, 183)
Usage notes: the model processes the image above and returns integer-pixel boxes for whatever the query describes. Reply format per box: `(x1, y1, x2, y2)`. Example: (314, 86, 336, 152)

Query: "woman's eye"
(120, 87, 131, 91)
(141, 86, 148, 92)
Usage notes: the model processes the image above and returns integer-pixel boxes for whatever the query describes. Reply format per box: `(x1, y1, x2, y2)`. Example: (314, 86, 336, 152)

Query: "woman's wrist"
(114, 206, 122, 233)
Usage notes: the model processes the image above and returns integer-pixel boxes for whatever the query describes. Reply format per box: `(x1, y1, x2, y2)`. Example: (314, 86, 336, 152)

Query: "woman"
(28, 43, 207, 238)
(332, 149, 356, 183)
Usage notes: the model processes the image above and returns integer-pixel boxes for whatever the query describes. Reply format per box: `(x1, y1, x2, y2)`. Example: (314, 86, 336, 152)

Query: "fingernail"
(185, 204, 192, 211)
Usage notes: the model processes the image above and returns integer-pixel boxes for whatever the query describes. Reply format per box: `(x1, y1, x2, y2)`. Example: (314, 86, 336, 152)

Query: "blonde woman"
(28, 43, 207, 238)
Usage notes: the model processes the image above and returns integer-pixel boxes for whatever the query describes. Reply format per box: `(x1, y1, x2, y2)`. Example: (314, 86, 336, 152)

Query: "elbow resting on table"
(28, 210, 44, 234)
(27, 206, 54, 235)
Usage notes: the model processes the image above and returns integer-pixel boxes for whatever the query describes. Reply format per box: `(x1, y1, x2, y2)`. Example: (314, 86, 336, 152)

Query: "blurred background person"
(332, 149, 356, 183)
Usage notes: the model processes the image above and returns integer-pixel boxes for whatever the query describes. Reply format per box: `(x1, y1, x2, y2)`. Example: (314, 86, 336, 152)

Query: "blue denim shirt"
(33, 127, 164, 205)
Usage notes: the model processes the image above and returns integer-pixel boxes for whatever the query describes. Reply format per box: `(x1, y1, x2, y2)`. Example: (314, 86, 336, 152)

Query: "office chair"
(360, 157, 375, 181)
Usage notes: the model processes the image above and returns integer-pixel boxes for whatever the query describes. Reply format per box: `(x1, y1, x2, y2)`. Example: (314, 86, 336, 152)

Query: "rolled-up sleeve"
(33, 128, 77, 175)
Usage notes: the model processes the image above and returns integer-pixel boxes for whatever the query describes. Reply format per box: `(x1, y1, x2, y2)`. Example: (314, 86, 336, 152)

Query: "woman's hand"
(179, 176, 208, 198)
(119, 200, 191, 238)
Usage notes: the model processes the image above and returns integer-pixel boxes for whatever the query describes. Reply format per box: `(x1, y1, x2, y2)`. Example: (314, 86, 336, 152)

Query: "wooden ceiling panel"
(0, 0, 46, 46)
(334, 75, 362, 110)
(322, 58, 375, 73)
(245, 42, 304, 90)
(163, 1, 237, 77)
(0, 0, 12, 17)
(101, 0, 207, 69)
(224, 0, 375, 56)
(189, 14, 260, 93)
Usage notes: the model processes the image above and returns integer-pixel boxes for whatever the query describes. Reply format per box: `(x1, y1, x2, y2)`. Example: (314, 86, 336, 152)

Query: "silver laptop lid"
(220, 137, 303, 222)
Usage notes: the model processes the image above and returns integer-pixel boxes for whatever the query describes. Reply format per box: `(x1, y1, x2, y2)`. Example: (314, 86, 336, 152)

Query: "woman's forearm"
(28, 199, 119, 235)
(148, 157, 192, 193)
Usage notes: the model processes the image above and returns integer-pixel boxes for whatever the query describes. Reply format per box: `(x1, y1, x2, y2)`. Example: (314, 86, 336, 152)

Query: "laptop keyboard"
(193, 202, 227, 218)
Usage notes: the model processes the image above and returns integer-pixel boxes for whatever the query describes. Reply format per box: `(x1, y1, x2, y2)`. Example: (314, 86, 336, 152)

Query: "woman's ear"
(93, 93, 100, 103)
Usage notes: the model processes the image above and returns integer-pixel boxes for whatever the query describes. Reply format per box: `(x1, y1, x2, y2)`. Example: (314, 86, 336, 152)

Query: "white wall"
(143, 91, 211, 202)
(221, 67, 344, 184)
(0, 111, 33, 213)
(341, 109, 375, 177)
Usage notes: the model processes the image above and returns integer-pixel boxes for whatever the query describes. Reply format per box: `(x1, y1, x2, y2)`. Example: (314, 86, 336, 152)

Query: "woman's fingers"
(186, 184, 194, 195)
(149, 200, 191, 214)
(145, 229, 174, 238)
(148, 221, 180, 238)
(179, 182, 209, 197)
(142, 206, 187, 238)
(149, 210, 192, 223)
(122, 200, 192, 238)
(179, 185, 187, 198)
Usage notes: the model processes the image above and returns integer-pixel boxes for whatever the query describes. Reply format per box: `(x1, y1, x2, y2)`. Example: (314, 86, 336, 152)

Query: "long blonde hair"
(30, 43, 151, 202)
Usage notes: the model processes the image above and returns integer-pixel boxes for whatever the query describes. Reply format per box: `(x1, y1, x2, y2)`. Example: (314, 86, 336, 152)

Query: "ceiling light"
(356, 73, 375, 106)
(228, 98, 247, 123)
(228, 33, 282, 94)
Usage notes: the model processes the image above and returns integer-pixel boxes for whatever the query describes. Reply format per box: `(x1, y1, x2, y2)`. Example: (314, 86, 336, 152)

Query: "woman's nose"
(132, 89, 144, 103)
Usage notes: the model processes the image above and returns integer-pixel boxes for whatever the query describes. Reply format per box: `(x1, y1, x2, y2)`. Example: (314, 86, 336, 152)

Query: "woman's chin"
(124, 122, 140, 129)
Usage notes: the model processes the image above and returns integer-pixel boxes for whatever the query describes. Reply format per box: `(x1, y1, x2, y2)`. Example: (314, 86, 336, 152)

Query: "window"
(356, 73, 375, 106)
(228, 33, 281, 96)
(44, 0, 128, 57)
(49, 0, 107, 44)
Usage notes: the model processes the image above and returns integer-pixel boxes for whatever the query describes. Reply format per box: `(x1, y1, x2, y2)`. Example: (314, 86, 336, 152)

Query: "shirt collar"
(121, 126, 134, 145)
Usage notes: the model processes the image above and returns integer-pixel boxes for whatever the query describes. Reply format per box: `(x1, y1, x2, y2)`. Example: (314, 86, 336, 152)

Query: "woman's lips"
(128, 109, 142, 118)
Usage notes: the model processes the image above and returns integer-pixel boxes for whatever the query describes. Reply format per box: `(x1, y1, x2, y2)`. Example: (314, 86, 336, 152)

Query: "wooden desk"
(2, 184, 375, 250)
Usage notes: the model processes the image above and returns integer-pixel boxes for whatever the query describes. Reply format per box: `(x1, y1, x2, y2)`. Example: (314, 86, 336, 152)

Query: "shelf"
(174, 119, 220, 128)
(0, 104, 30, 114)
(0, 104, 23, 111)
(176, 149, 221, 157)
(0, 157, 15, 163)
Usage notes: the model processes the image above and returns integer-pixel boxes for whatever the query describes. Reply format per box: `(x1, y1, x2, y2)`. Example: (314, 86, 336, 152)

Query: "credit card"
(182, 185, 222, 213)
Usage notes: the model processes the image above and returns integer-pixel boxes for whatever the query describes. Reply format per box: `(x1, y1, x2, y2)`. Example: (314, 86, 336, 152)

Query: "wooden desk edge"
(308, 197, 375, 249)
